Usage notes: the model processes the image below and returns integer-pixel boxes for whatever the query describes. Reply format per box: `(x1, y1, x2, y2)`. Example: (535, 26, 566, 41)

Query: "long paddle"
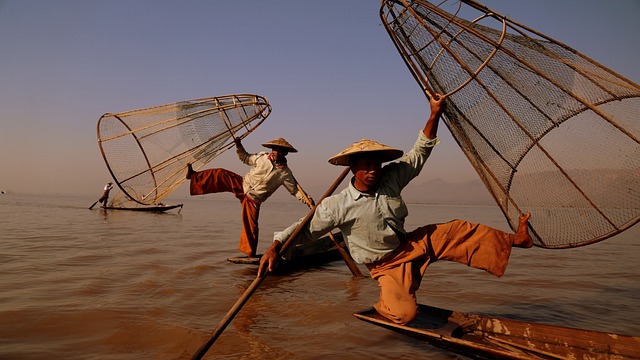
(296, 184, 364, 279)
(190, 167, 351, 360)
(88, 199, 100, 209)
(326, 232, 364, 278)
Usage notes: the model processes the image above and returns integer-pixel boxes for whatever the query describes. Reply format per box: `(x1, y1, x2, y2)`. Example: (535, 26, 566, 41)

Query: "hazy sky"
(1, 0, 638, 198)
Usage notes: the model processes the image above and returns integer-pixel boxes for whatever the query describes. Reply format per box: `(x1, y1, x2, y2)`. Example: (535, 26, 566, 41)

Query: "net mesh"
(97, 94, 271, 205)
(380, 0, 640, 248)
(106, 188, 135, 207)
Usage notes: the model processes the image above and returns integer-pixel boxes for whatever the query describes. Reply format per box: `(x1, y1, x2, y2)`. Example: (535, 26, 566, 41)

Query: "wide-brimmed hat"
(328, 139, 403, 166)
(262, 138, 298, 153)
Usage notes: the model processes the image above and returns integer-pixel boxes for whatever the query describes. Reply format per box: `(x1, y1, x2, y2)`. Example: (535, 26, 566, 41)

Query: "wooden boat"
(227, 232, 347, 273)
(354, 303, 640, 360)
(100, 203, 183, 212)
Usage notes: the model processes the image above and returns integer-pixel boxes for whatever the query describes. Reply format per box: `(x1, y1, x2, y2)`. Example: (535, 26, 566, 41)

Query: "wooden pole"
(296, 184, 364, 278)
(88, 200, 100, 209)
(190, 167, 351, 360)
(326, 232, 364, 278)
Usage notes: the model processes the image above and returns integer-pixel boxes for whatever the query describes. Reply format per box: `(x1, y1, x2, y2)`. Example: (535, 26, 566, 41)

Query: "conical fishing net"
(107, 189, 134, 208)
(108, 187, 148, 208)
(97, 94, 271, 205)
(380, 0, 640, 248)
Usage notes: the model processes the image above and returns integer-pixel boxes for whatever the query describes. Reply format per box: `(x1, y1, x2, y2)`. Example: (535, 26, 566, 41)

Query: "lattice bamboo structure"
(97, 94, 271, 205)
(380, 0, 640, 248)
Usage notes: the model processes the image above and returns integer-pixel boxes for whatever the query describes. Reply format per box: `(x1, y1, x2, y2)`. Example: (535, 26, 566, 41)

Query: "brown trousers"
(189, 168, 260, 256)
(366, 219, 513, 325)
(98, 190, 110, 206)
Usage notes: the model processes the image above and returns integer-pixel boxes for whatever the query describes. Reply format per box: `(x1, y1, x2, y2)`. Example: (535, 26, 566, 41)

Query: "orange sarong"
(190, 168, 260, 256)
(366, 219, 513, 325)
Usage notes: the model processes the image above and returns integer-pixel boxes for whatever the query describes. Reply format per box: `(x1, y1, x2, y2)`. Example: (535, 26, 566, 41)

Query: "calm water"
(1, 193, 639, 359)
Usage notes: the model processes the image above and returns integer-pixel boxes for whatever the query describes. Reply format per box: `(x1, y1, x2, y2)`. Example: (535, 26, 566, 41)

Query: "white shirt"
(236, 145, 308, 205)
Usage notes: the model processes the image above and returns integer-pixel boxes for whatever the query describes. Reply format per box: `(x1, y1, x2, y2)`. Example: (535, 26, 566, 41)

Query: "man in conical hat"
(186, 137, 314, 258)
(259, 94, 532, 325)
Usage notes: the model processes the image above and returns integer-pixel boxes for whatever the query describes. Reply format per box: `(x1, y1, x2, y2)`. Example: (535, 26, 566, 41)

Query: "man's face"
(351, 155, 383, 191)
(270, 147, 288, 162)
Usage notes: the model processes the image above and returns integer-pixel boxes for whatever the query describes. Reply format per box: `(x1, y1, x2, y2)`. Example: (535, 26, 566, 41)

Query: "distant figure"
(186, 138, 314, 258)
(98, 182, 113, 207)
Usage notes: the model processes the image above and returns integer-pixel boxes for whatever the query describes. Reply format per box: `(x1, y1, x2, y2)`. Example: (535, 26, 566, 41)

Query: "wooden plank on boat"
(353, 304, 640, 360)
(227, 256, 262, 265)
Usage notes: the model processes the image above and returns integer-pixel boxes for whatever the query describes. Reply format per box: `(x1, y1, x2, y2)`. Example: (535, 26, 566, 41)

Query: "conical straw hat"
(261, 138, 298, 153)
(328, 139, 403, 166)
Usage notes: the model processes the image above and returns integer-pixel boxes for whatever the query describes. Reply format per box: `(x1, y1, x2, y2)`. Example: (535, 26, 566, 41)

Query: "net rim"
(96, 93, 271, 205)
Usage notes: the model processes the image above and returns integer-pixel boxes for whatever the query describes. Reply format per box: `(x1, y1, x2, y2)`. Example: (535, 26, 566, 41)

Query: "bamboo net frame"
(97, 94, 271, 205)
(380, 0, 640, 248)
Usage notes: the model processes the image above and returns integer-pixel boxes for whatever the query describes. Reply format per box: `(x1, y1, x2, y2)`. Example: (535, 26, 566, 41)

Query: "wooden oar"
(326, 232, 364, 278)
(88, 199, 100, 209)
(190, 167, 351, 360)
(296, 184, 364, 279)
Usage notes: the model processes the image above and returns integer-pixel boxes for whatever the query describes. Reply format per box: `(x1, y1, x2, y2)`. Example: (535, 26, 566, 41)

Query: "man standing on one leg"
(187, 137, 314, 258)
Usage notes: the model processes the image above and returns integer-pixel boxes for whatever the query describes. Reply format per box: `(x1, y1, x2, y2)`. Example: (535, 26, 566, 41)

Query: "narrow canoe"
(354, 303, 640, 360)
(227, 232, 347, 272)
(100, 203, 183, 212)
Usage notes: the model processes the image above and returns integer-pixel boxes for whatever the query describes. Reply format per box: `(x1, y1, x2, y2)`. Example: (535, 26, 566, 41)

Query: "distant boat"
(99, 203, 183, 212)
(0, 191, 5, 194)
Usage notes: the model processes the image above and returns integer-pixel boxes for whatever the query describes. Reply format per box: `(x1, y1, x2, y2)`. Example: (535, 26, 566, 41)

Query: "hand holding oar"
(296, 183, 364, 279)
(190, 167, 351, 360)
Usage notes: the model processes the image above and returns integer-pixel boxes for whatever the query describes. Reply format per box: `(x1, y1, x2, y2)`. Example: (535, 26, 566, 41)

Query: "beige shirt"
(236, 145, 309, 205)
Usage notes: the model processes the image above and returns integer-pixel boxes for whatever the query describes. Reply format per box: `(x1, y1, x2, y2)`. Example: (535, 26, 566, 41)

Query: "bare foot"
(186, 163, 194, 180)
(513, 212, 533, 248)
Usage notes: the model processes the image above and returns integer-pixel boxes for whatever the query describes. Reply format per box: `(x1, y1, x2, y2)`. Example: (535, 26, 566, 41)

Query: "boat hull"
(100, 204, 183, 212)
(354, 304, 640, 360)
(227, 232, 347, 272)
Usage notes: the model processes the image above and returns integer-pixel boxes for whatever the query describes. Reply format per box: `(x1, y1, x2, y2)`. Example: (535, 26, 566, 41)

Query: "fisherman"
(258, 94, 532, 325)
(186, 137, 314, 258)
(98, 182, 113, 207)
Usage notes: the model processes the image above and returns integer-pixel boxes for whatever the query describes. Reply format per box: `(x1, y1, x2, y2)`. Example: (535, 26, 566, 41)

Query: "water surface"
(1, 194, 638, 359)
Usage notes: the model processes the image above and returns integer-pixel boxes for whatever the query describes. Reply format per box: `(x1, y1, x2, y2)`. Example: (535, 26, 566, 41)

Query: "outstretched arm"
(235, 138, 257, 165)
(257, 199, 339, 277)
(295, 183, 315, 208)
(423, 93, 446, 140)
